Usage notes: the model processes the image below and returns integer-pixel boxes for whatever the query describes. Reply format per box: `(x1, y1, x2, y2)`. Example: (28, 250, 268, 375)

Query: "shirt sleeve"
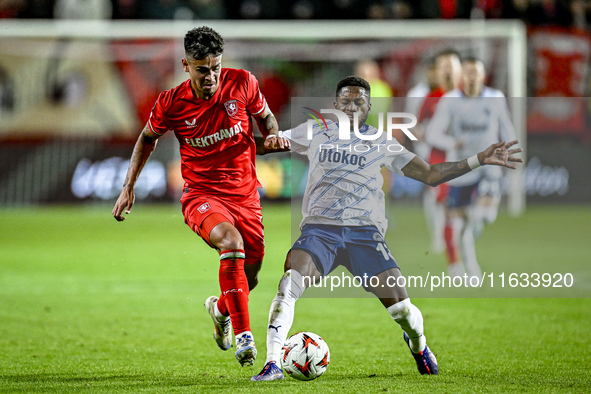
(147, 91, 170, 136)
(425, 97, 456, 151)
(245, 72, 267, 116)
(281, 122, 310, 155)
(384, 140, 416, 175)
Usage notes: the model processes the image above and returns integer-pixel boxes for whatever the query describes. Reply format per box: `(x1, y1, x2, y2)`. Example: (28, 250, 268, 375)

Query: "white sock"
(266, 270, 305, 365)
(450, 215, 467, 275)
(423, 192, 445, 252)
(448, 261, 465, 277)
(432, 203, 446, 252)
(471, 203, 499, 239)
(387, 298, 426, 354)
(482, 205, 498, 225)
(469, 204, 485, 240)
(235, 330, 254, 347)
(461, 223, 482, 278)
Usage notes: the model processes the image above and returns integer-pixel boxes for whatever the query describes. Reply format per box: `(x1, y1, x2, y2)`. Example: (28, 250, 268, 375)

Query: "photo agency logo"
(303, 108, 418, 152)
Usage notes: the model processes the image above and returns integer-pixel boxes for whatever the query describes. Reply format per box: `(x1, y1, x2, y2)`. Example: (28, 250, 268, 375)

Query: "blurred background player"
(112, 26, 288, 367)
(354, 58, 395, 194)
(405, 56, 438, 122)
(417, 49, 462, 255)
(426, 56, 517, 278)
(354, 58, 393, 129)
(251, 76, 522, 381)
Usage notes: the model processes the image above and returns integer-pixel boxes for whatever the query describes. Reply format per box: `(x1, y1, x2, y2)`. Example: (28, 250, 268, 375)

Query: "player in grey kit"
(426, 56, 517, 278)
(252, 76, 522, 381)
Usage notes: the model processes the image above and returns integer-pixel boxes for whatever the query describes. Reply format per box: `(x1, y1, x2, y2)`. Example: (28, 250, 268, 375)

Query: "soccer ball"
(281, 331, 330, 381)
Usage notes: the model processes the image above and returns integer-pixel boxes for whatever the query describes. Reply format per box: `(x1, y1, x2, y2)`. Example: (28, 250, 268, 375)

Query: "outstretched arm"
(112, 124, 161, 221)
(254, 104, 290, 153)
(402, 140, 523, 187)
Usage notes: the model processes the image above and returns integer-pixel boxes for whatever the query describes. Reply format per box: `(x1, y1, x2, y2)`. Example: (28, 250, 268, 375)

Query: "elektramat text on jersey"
(184, 120, 244, 148)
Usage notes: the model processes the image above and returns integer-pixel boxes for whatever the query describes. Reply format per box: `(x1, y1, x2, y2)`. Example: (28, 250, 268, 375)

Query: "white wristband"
(467, 154, 481, 170)
(266, 130, 283, 140)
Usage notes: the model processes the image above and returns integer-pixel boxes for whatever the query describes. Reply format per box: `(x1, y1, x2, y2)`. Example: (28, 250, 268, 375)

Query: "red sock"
(217, 249, 250, 335)
(444, 224, 458, 264)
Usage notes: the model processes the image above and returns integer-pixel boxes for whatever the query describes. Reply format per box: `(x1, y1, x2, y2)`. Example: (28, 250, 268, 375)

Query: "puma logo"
(268, 324, 281, 332)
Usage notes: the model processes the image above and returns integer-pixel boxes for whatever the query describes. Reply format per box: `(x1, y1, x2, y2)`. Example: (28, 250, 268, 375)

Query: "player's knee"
(208, 221, 244, 251)
(214, 230, 244, 251)
(387, 298, 412, 321)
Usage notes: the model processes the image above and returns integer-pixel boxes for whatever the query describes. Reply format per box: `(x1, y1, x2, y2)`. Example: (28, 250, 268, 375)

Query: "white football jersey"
(284, 120, 416, 235)
(425, 87, 516, 186)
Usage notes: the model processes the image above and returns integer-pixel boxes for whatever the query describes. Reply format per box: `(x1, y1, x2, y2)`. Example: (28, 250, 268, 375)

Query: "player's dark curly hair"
(184, 26, 224, 60)
(336, 76, 371, 97)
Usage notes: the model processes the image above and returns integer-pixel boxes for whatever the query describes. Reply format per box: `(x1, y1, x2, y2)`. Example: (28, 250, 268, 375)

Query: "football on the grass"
(281, 331, 330, 381)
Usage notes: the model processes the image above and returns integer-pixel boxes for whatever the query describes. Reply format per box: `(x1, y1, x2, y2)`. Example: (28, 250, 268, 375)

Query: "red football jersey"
(417, 88, 445, 123)
(418, 88, 446, 164)
(148, 68, 267, 204)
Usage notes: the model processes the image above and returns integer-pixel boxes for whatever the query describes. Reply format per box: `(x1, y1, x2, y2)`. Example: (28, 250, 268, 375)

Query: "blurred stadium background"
(1, 4, 590, 207)
(1, 3, 591, 391)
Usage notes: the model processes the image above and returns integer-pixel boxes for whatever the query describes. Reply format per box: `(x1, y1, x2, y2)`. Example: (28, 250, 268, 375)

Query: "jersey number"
(376, 243, 394, 261)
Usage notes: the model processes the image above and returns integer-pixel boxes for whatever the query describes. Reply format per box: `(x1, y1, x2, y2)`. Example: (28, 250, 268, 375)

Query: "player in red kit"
(417, 49, 462, 259)
(112, 26, 289, 367)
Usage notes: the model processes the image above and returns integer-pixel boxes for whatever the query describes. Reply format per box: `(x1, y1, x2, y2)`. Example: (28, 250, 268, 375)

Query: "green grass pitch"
(1, 203, 590, 393)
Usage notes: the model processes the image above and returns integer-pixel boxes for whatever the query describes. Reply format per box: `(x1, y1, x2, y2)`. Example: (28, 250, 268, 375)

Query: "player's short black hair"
(435, 48, 461, 62)
(336, 76, 371, 97)
(184, 26, 224, 60)
(425, 55, 437, 68)
(462, 55, 485, 67)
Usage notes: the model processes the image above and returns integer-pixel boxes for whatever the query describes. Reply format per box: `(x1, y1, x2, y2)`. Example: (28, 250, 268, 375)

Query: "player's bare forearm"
(428, 160, 474, 186)
(262, 112, 279, 137)
(255, 105, 279, 137)
(112, 125, 159, 221)
(402, 156, 471, 187)
(255, 105, 290, 152)
(401, 140, 523, 187)
(122, 127, 159, 188)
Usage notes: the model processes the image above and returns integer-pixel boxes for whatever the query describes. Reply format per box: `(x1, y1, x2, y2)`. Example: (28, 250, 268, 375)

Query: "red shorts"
(181, 192, 265, 262)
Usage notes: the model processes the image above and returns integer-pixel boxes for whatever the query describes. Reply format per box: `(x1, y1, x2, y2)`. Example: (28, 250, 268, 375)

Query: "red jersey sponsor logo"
(197, 202, 211, 213)
(184, 120, 244, 148)
(224, 100, 238, 117)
